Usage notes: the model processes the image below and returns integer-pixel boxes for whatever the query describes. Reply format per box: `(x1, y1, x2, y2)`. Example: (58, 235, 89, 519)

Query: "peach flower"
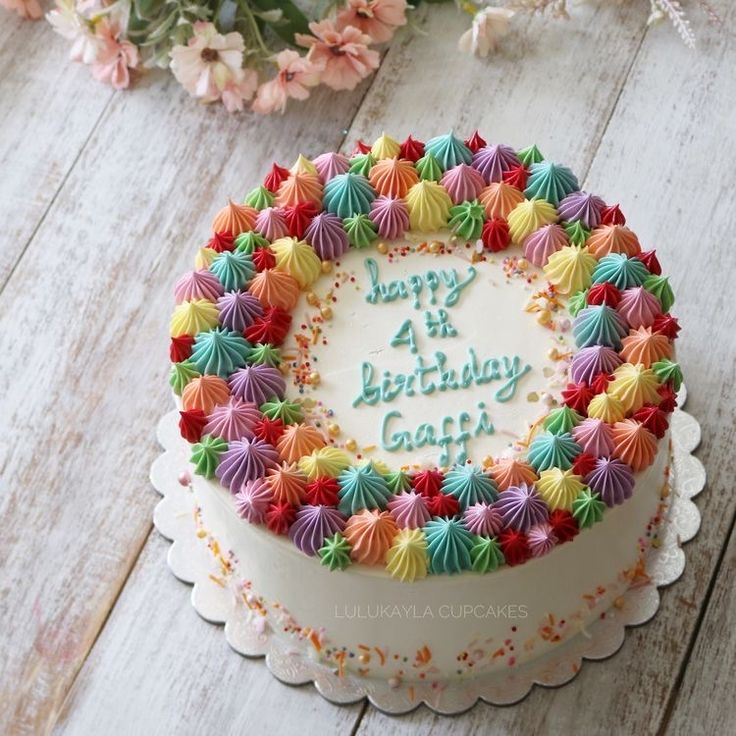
(91, 19, 138, 90)
(458, 7, 515, 58)
(252, 49, 321, 115)
(170, 21, 256, 108)
(297, 20, 379, 91)
(1, 0, 42, 19)
(221, 76, 259, 113)
(336, 0, 408, 43)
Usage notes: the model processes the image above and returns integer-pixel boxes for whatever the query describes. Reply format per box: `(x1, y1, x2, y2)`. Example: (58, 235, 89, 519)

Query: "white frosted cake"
(167, 132, 681, 682)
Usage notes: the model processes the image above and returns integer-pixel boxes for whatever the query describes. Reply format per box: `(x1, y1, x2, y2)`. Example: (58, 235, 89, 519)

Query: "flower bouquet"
(2, 0, 718, 113)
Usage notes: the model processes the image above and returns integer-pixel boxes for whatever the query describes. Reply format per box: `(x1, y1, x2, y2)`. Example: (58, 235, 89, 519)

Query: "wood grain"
(45, 3, 658, 733)
(1, 0, 733, 732)
(52, 533, 364, 735)
(357, 1, 736, 733)
(0, 19, 114, 288)
(344, 2, 650, 176)
(0, 66, 371, 734)
(664, 523, 736, 735)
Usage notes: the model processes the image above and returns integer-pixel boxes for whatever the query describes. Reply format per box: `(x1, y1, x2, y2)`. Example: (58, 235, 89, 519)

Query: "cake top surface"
(168, 131, 682, 582)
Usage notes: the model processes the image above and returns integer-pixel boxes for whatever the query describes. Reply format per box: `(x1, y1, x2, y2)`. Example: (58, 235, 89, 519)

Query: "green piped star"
(191, 435, 228, 479)
(568, 289, 588, 318)
(260, 397, 304, 424)
(319, 533, 352, 571)
(565, 220, 590, 247)
(572, 488, 605, 529)
(470, 535, 505, 573)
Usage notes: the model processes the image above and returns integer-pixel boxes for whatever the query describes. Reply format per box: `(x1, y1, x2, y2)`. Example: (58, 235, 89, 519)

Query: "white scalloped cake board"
(150, 386, 704, 714)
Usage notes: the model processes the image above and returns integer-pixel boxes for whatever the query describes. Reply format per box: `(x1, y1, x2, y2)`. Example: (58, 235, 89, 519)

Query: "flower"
(458, 7, 515, 58)
(336, 0, 408, 43)
(1, 0, 42, 18)
(47, 0, 102, 63)
(252, 49, 321, 115)
(170, 22, 256, 108)
(221, 75, 259, 113)
(297, 20, 379, 91)
(91, 19, 138, 90)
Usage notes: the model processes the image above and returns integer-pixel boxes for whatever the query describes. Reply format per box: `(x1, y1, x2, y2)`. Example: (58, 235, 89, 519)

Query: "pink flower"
(252, 49, 321, 115)
(297, 20, 379, 92)
(170, 22, 256, 108)
(1, 0, 42, 19)
(336, 0, 408, 43)
(458, 7, 515, 58)
(221, 74, 259, 113)
(91, 19, 138, 90)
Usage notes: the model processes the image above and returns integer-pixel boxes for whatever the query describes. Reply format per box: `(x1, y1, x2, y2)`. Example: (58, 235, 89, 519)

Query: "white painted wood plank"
(0, 70, 370, 734)
(0, 17, 114, 287)
(344, 2, 650, 175)
(9, 1, 654, 731)
(357, 2, 735, 733)
(53, 532, 363, 735)
(664, 523, 736, 736)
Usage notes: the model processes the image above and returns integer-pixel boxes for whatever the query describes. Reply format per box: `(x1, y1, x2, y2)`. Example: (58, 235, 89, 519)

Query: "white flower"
(47, 0, 103, 64)
(458, 7, 515, 58)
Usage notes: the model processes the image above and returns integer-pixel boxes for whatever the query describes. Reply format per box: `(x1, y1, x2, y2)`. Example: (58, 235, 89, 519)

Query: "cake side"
(192, 436, 669, 680)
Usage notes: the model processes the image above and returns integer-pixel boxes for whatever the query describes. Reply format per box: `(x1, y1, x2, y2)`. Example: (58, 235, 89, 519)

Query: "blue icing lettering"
(363, 257, 477, 310)
(353, 348, 531, 407)
(379, 408, 495, 466)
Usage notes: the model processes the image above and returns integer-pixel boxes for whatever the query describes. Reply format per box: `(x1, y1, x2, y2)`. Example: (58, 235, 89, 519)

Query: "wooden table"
(1, 3, 734, 733)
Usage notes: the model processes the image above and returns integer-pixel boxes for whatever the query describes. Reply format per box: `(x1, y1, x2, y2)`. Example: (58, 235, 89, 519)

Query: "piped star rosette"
(168, 131, 682, 583)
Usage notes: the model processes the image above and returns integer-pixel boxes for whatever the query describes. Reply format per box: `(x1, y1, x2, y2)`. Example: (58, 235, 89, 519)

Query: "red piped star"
(352, 139, 372, 155)
(562, 382, 594, 414)
(502, 164, 528, 191)
(207, 231, 235, 253)
(253, 417, 285, 445)
(305, 477, 340, 506)
(657, 384, 678, 413)
(245, 306, 292, 346)
(652, 313, 681, 339)
(548, 510, 579, 544)
(601, 204, 626, 226)
(464, 130, 486, 153)
(399, 135, 425, 162)
(411, 469, 444, 497)
(266, 502, 296, 535)
(573, 452, 597, 478)
(252, 247, 276, 272)
(283, 202, 318, 239)
(633, 404, 669, 439)
(587, 282, 621, 308)
(481, 218, 511, 252)
(170, 335, 195, 363)
(591, 372, 614, 395)
(637, 249, 662, 276)
(426, 493, 459, 518)
(263, 163, 290, 193)
(499, 529, 531, 566)
(179, 409, 207, 443)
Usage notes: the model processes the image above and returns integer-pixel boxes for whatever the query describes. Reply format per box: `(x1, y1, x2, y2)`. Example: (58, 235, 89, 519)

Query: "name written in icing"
(380, 403, 495, 466)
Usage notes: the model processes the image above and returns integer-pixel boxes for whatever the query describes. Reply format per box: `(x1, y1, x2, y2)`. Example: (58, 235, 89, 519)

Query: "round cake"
(167, 131, 681, 682)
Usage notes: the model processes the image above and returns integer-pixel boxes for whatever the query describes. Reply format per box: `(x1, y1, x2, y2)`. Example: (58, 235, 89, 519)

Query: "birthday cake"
(167, 132, 682, 682)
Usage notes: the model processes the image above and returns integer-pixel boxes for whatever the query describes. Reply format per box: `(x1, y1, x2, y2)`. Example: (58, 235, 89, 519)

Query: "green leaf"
(250, 0, 310, 42)
(133, 0, 168, 23)
(252, 8, 282, 23)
